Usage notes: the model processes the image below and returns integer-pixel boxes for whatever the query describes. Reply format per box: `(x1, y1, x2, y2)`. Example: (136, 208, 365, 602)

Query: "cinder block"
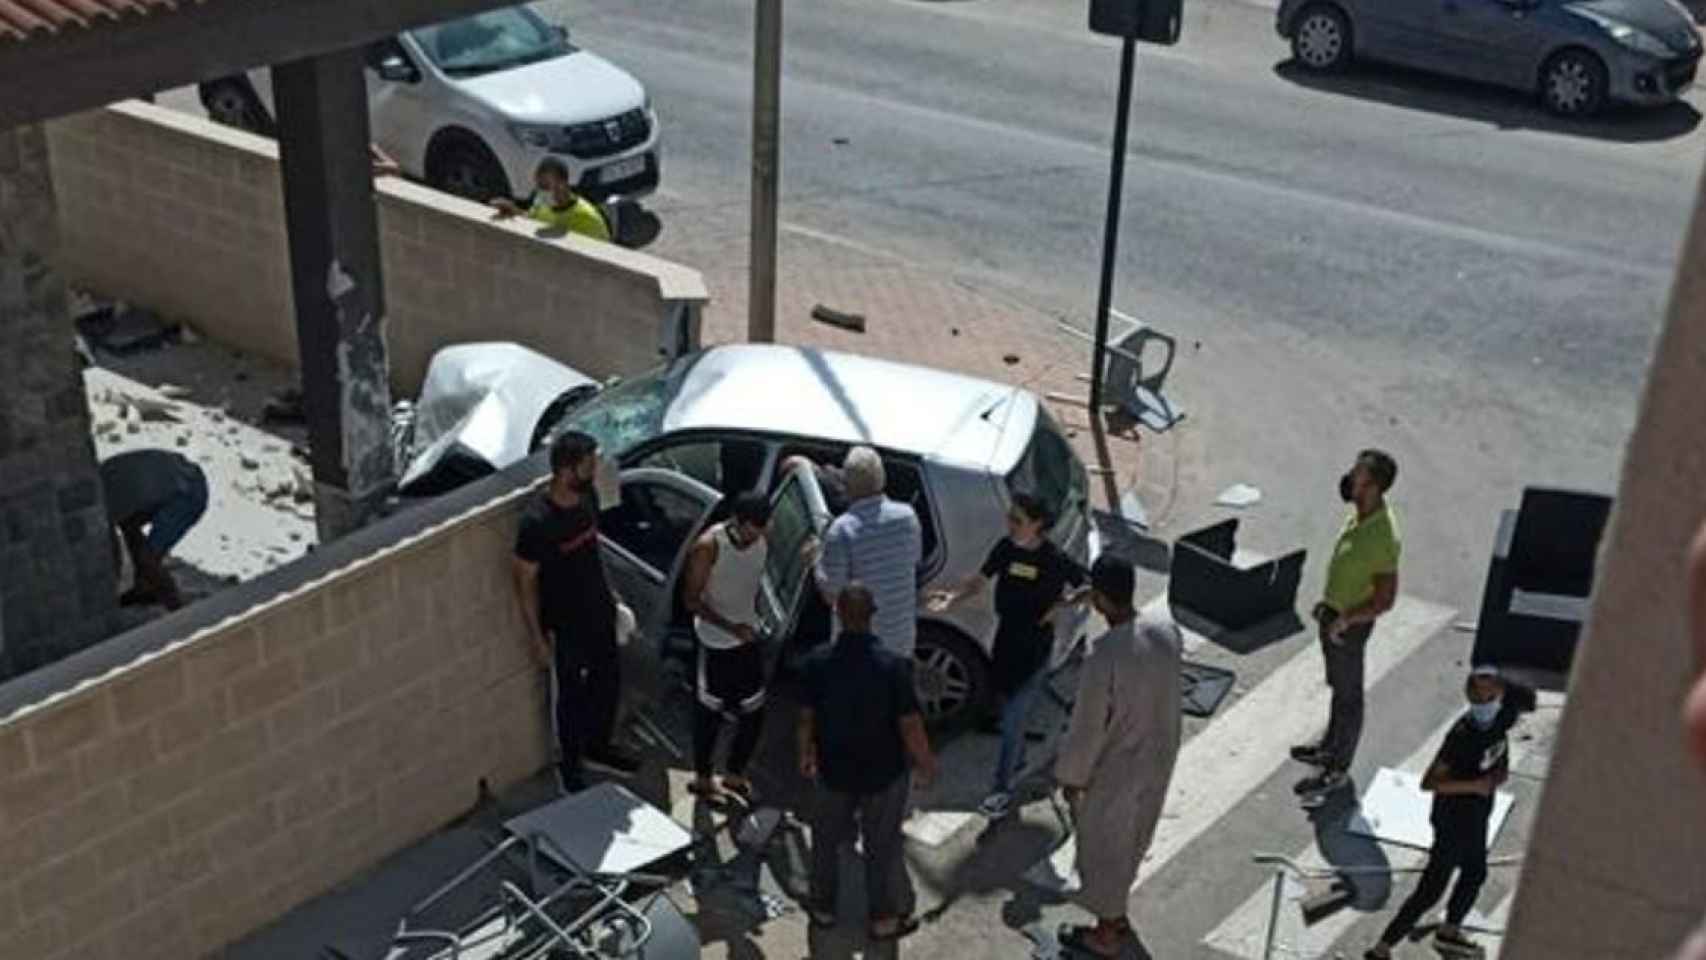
(195, 719, 267, 782)
(25, 691, 111, 760)
(94, 809, 172, 875)
(0, 729, 28, 778)
(0, 914, 65, 959)
(110, 661, 187, 725)
(0, 881, 20, 936)
(265, 683, 336, 750)
(182, 629, 262, 693)
(229, 657, 304, 720)
(73, 725, 155, 792)
(63, 874, 138, 932)
(154, 692, 229, 758)
(125, 749, 201, 815)
(0, 760, 79, 825)
(17, 848, 100, 918)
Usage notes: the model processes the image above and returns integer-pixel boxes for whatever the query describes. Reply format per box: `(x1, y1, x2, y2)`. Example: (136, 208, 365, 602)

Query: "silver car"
(553, 344, 1094, 723)
(1277, 0, 1702, 115)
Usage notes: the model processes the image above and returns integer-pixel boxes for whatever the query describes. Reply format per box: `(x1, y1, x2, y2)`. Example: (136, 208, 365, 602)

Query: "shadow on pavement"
(1307, 779, 1396, 912)
(1273, 59, 1703, 142)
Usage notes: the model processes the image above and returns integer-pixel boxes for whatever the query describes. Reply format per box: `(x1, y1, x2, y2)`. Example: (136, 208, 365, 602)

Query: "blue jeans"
(145, 470, 208, 555)
(992, 669, 1046, 793)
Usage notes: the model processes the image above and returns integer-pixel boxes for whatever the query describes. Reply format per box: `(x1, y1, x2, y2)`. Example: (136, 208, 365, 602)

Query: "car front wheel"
(428, 136, 513, 203)
(914, 624, 989, 729)
(1541, 49, 1608, 117)
(201, 79, 273, 135)
(1291, 5, 1352, 72)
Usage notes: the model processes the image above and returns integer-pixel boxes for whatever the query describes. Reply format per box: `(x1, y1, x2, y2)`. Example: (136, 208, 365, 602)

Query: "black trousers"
(693, 642, 767, 779)
(1380, 809, 1490, 945)
(1317, 610, 1375, 771)
(549, 626, 620, 787)
(810, 773, 914, 920)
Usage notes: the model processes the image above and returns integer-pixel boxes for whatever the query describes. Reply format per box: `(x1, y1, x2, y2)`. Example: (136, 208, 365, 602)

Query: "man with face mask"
(512, 430, 640, 794)
(1294, 449, 1403, 802)
(1364, 666, 1536, 959)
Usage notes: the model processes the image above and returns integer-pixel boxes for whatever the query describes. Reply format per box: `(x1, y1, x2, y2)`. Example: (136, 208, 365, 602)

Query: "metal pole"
(1261, 869, 1285, 960)
(748, 0, 783, 343)
(1088, 35, 1138, 417)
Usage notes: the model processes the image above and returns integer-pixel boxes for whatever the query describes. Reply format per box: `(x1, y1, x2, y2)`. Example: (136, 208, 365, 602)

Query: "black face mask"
(1338, 471, 1355, 502)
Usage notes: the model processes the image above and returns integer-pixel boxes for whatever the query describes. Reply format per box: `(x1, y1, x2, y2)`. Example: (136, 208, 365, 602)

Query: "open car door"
(598, 468, 723, 653)
(757, 461, 834, 664)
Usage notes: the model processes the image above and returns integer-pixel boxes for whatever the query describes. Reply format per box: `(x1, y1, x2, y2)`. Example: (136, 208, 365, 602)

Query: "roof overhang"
(0, 0, 514, 130)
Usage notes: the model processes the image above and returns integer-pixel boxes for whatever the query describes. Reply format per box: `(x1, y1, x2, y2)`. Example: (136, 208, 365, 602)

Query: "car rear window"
(1006, 408, 1085, 528)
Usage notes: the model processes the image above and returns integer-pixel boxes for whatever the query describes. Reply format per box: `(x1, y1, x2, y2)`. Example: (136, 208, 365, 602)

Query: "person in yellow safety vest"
(490, 157, 611, 242)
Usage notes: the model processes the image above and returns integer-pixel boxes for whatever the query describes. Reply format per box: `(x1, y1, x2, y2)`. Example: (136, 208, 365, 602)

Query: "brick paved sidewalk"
(647, 215, 1182, 528)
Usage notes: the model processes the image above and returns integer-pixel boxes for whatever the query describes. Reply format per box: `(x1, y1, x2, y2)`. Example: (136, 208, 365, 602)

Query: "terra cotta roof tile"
(0, 0, 202, 44)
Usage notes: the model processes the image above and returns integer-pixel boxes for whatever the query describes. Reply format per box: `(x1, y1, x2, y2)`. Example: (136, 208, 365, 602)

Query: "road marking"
(1202, 714, 1534, 959)
(1024, 594, 1456, 894)
(622, 39, 1668, 283)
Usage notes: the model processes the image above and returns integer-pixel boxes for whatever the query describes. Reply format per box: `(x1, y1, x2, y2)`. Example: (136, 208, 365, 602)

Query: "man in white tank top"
(683, 490, 774, 802)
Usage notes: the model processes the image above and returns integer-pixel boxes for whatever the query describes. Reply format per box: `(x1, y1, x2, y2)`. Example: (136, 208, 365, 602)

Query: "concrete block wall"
(43, 100, 707, 395)
(1501, 170, 1706, 953)
(0, 122, 120, 677)
(0, 484, 546, 959)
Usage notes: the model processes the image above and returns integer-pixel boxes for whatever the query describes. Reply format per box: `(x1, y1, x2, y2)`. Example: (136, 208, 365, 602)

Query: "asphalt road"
(543, 0, 1704, 610)
(528, 0, 1703, 956)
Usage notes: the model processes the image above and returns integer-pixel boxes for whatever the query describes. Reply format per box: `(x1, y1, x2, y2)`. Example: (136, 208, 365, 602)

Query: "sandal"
(868, 914, 920, 942)
(1058, 923, 1122, 958)
(722, 778, 755, 805)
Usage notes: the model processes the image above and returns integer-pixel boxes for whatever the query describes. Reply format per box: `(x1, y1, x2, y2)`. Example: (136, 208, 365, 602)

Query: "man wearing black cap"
(1055, 554, 1183, 957)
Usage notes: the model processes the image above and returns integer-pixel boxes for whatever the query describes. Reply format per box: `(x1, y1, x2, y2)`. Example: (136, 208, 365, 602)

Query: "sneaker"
(1434, 928, 1485, 957)
(585, 746, 642, 776)
(1293, 768, 1349, 797)
(1290, 743, 1329, 766)
(556, 769, 589, 796)
(978, 791, 1013, 819)
(1362, 949, 1392, 960)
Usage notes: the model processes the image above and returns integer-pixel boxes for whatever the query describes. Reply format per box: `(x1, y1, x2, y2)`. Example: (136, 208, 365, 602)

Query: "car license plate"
(601, 156, 645, 184)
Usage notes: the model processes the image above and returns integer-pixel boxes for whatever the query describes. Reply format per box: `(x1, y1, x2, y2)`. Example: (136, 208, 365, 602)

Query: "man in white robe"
(1055, 554, 1182, 957)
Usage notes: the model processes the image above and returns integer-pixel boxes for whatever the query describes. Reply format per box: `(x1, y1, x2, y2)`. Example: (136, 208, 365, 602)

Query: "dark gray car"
(1277, 0, 1702, 114)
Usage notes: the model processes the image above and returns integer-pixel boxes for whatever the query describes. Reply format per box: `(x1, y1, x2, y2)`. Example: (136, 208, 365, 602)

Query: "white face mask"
(1469, 698, 1502, 728)
(593, 454, 621, 506)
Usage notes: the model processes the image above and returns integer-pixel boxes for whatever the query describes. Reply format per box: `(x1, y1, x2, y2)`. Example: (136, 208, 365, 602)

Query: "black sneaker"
(1290, 743, 1329, 766)
(1293, 768, 1349, 798)
(585, 746, 642, 777)
(1434, 929, 1485, 957)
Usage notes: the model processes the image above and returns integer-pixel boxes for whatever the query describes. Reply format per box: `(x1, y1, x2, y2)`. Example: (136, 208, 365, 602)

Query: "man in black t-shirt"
(1364, 666, 1537, 959)
(798, 584, 937, 942)
(512, 430, 640, 793)
(928, 492, 1088, 819)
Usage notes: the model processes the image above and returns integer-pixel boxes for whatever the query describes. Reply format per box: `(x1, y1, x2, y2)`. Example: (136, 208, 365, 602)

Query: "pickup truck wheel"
(428, 136, 512, 203)
(201, 79, 273, 135)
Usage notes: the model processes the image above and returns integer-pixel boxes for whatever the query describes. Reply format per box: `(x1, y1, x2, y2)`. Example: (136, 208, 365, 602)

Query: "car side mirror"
(553, 24, 570, 43)
(375, 54, 419, 83)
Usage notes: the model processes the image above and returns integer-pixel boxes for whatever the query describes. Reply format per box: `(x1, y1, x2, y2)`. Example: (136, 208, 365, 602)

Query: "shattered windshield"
(555, 355, 696, 460)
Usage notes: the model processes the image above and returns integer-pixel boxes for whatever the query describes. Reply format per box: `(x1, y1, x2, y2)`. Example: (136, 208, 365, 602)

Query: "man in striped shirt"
(808, 446, 923, 660)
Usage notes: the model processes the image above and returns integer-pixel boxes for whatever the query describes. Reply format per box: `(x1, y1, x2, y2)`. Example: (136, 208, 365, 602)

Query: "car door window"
(758, 463, 833, 642)
(635, 438, 768, 498)
(600, 480, 710, 574)
(881, 458, 940, 565)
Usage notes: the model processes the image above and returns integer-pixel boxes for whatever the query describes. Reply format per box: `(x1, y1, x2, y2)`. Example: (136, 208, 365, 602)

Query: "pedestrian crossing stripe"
(1023, 594, 1458, 895)
(1201, 706, 1533, 960)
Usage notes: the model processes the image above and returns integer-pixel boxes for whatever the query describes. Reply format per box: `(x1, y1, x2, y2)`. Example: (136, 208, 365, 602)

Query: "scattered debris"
(950, 327, 960, 337)
(75, 305, 182, 355)
(1453, 621, 1479, 634)
(1215, 483, 1263, 509)
(810, 303, 866, 333)
(832, 136, 850, 145)
(262, 387, 306, 425)
(1003, 353, 1021, 365)
(157, 383, 192, 399)
(239, 455, 260, 470)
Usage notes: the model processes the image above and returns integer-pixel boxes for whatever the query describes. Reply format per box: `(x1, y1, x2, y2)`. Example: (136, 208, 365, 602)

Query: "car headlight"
(1573, 10, 1675, 56)
(509, 122, 565, 150)
(1609, 21, 1673, 55)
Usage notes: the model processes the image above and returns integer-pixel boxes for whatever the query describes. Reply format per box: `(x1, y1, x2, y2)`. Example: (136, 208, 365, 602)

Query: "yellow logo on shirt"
(1008, 562, 1040, 580)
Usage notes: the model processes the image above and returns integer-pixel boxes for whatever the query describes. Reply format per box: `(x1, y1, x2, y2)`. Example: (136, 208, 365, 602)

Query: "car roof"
(660, 344, 1031, 464)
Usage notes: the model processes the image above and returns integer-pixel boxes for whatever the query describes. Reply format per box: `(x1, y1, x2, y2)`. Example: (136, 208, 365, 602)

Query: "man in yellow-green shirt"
(491, 157, 611, 242)
(1293, 448, 1402, 802)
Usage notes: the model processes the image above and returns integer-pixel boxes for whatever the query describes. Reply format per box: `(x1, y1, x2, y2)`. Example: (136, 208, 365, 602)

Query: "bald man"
(798, 584, 936, 942)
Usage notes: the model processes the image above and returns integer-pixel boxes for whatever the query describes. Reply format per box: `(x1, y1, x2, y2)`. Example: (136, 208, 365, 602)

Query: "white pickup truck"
(200, 4, 659, 203)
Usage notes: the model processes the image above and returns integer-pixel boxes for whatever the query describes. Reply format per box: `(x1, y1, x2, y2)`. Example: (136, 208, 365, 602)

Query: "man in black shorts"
(512, 430, 640, 793)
